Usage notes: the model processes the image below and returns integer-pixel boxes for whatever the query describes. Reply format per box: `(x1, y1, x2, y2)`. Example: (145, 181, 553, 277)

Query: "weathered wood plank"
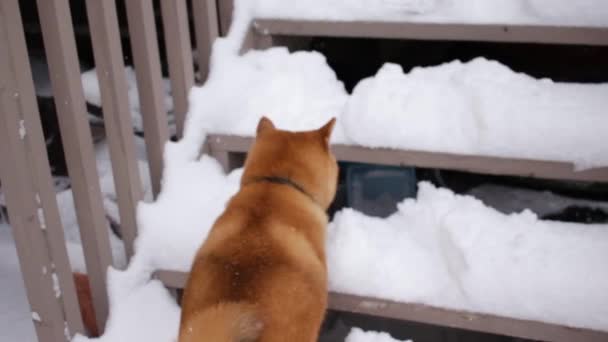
(85, 0, 144, 258)
(161, 0, 194, 137)
(254, 19, 608, 46)
(192, 0, 220, 83)
(37, 0, 113, 332)
(207, 134, 608, 183)
(125, 0, 170, 196)
(0, 1, 86, 339)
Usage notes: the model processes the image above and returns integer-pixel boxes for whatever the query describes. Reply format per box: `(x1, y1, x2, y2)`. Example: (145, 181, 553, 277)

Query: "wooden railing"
(0, 0, 219, 340)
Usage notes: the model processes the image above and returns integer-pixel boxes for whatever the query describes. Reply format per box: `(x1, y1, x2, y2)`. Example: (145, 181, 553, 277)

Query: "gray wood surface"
(161, 0, 194, 137)
(85, 0, 144, 259)
(125, 0, 170, 197)
(37, 0, 114, 332)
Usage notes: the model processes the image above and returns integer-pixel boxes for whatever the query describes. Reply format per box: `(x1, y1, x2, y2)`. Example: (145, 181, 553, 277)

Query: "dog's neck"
(246, 176, 319, 207)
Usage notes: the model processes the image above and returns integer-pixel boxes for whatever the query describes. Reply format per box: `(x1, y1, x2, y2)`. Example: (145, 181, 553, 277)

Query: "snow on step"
(182, 36, 608, 169)
(183, 47, 349, 147)
(245, 0, 608, 27)
(72, 269, 180, 342)
(343, 59, 608, 169)
(346, 327, 412, 342)
(133, 147, 608, 332)
(327, 182, 608, 331)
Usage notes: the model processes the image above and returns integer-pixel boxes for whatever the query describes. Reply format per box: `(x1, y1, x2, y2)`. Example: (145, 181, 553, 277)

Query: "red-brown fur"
(179, 117, 339, 342)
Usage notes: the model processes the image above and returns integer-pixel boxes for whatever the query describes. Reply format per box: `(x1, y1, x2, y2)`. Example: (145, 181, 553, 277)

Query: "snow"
(246, 0, 608, 27)
(183, 47, 349, 146)
(52, 272, 61, 298)
(0, 224, 36, 341)
(327, 182, 608, 331)
(18, 119, 26, 139)
(72, 269, 180, 342)
(135, 149, 241, 271)
(346, 327, 412, 342)
(81, 66, 176, 134)
(181, 5, 608, 169)
(37, 207, 46, 230)
(343, 59, 608, 169)
(59, 139, 152, 273)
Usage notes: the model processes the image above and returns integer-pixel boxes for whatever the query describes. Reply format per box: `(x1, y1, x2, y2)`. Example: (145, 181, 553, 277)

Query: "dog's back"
(179, 117, 338, 342)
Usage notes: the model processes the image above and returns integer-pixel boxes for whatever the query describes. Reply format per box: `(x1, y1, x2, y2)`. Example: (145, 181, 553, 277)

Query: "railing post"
(217, 0, 234, 36)
(36, 0, 113, 332)
(0, 0, 85, 339)
(84, 0, 144, 259)
(192, 0, 220, 83)
(160, 0, 195, 137)
(124, 0, 170, 197)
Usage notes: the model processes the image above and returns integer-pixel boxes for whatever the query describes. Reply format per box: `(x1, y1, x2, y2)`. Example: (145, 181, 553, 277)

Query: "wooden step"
(206, 134, 608, 183)
(252, 19, 608, 46)
(154, 270, 608, 342)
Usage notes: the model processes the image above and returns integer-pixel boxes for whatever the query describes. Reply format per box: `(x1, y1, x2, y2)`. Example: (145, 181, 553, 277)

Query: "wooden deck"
(154, 270, 608, 342)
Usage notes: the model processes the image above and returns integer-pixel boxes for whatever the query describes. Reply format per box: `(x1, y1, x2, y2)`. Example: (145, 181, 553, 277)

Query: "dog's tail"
(179, 302, 263, 342)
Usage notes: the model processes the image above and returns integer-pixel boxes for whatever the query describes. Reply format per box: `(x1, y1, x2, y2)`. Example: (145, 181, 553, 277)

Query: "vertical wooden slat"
(85, 0, 144, 258)
(160, 0, 195, 137)
(36, 0, 112, 332)
(217, 0, 234, 36)
(124, 0, 169, 196)
(192, 0, 220, 82)
(0, 0, 85, 340)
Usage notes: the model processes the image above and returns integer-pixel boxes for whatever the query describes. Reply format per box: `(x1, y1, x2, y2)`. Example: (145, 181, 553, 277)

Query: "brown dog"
(179, 117, 338, 342)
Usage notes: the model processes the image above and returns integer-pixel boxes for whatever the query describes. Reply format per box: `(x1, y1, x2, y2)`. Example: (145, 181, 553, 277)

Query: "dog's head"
(241, 116, 339, 209)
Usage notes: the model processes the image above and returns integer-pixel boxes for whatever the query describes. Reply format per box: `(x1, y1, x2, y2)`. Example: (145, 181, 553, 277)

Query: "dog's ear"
(256, 116, 275, 135)
(318, 117, 336, 145)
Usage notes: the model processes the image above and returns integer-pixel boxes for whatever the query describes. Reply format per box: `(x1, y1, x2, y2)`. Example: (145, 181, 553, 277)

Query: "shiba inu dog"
(179, 116, 338, 342)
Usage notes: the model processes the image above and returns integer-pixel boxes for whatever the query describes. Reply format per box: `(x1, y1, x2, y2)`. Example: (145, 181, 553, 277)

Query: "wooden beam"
(206, 134, 608, 183)
(253, 19, 608, 46)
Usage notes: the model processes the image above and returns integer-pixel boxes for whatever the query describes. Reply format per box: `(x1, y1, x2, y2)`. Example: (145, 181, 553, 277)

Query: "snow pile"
(72, 269, 180, 342)
(81, 67, 175, 134)
(327, 182, 608, 331)
(346, 327, 412, 342)
(342, 59, 608, 169)
(183, 47, 348, 146)
(175, 1, 608, 168)
(135, 145, 242, 272)
(248, 0, 608, 27)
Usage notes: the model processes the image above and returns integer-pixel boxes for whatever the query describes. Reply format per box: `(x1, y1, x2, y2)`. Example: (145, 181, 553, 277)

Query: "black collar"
(248, 176, 318, 205)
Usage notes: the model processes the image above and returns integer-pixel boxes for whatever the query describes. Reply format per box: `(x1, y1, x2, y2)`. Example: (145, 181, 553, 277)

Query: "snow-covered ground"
(0, 223, 37, 342)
